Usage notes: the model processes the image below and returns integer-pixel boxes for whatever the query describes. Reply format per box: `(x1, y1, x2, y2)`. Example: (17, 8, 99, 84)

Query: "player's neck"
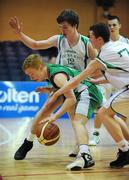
(42, 67, 48, 80)
(111, 33, 120, 41)
(67, 31, 80, 47)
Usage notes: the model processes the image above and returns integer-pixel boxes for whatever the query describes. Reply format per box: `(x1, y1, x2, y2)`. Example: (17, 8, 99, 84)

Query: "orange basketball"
(35, 120, 60, 146)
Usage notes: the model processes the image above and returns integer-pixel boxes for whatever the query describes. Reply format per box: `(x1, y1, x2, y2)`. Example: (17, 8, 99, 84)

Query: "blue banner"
(0, 81, 68, 119)
(0, 81, 48, 118)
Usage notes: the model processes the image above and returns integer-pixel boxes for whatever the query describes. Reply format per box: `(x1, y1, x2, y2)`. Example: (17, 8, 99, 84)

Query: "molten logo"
(0, 88, 39, 103)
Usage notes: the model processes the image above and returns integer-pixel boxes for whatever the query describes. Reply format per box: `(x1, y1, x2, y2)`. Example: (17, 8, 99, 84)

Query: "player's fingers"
(39, 119, 48, 125)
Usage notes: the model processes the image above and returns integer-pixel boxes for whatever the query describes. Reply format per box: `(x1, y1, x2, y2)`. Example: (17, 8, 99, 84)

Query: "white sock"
(117, 139, 129, 152)
(79, 144, 90, 154)
(27, 132, 35, 142)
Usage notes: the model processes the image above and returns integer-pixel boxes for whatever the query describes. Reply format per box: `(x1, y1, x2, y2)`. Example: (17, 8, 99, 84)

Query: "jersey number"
(118, 48, 129, 57)
(68, 58, 74, 65)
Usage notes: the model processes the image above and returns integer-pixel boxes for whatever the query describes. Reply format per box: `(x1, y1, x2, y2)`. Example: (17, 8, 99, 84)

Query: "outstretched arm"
(52, 60, 105, 99)
(9, 16, 58, 50)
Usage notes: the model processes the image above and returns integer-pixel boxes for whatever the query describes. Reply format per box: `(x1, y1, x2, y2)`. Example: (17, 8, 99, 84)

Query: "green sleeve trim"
(97, 56, 129, 72)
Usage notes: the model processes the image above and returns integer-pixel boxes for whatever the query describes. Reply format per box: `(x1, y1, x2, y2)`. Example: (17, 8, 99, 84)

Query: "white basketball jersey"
(56, 35, 89, 71)
(110, 35, 129, 44)
(97, 41, 129, 89)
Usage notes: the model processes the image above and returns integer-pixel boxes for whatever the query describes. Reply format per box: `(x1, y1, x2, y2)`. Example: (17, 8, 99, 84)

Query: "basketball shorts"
(103, 86, 129, 118)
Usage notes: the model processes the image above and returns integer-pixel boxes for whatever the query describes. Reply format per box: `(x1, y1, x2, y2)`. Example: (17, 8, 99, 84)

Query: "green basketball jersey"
(46, 64, 103, 109)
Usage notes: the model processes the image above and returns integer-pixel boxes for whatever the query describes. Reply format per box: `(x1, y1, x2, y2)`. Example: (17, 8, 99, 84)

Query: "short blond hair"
(22, 54, 45, 71)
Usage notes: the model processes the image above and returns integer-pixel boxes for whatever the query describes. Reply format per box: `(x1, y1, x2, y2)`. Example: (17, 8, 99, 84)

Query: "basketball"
(35, 120, 60, 146)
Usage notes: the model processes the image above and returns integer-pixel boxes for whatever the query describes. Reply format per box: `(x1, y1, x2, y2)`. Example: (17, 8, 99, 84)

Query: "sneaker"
(89, 131, 100, 146)
(66, 153, 95, 171)
(14, 139, 33, 160)
(69, 146, 79, 157)
(110, 149, 129, 168)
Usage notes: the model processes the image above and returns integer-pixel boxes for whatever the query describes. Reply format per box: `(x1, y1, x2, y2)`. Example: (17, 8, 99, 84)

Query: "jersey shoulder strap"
(58, 35, 64, 51)
(80, 35, 89, 68)
(80, 35, 89, 45)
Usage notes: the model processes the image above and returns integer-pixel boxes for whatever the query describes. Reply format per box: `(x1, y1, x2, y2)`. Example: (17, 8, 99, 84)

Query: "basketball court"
(0, 118, 129, 180)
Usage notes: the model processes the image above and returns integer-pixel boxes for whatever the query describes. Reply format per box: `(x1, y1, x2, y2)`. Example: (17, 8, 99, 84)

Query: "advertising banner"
(0, 81, 48, 118)
(0, 81, 68, 119)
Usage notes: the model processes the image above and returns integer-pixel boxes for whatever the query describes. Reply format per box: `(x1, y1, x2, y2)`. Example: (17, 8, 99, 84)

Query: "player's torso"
(99, 41, 129, 89)
(47, 64, 90, 92)
(47, 64, 103, 106)
(56, 35, 89, 71)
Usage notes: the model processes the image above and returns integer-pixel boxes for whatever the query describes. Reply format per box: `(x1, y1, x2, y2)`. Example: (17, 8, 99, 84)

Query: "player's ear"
(98, 37, 102, 42)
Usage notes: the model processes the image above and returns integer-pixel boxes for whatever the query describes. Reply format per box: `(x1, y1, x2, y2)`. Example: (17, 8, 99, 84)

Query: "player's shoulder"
(80, 34, 89, 44)
(114, 40, 129, 49)
(119, 35, 129, 44)
(106, 41, 128, 48)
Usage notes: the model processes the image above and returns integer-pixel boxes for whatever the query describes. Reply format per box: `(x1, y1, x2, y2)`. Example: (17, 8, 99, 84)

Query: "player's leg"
(89, 112, 101, 146)
(67, 105, 79, 157)
(14, 95, 64, 160)
(90, 112, 129, 146)
(98, 88, 129, 168)
(114, 115, 129, 141)
(89, 84, 109, 146)
(66, 89, 95, 170)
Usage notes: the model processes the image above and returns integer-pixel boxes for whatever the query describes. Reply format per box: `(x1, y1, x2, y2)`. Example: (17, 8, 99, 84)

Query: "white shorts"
(103, 86, 129, 118)
(75, 89, 90, 117)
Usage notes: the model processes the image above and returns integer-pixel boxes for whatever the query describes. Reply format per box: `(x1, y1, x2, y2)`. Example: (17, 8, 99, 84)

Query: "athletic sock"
(117, 139, 129, 152)
(27, 132, 35, 142)
(79, 144, 90, 154)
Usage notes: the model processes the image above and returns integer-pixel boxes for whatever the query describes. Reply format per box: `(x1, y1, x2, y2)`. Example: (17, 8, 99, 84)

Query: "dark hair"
(90, 23, 110, 43)
(107, 15, 120, 23)
(56, 9, 79, 28)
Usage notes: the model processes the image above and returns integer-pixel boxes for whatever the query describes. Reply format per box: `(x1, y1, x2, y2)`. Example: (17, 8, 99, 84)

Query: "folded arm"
(42, 73, 76, 123)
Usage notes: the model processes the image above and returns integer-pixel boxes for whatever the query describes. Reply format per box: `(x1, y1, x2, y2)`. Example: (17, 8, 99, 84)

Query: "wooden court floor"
(0, 118, 129, 180)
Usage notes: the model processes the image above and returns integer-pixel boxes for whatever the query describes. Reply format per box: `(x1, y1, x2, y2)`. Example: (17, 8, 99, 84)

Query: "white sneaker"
(66, 153, 95, 171)
(69, 146, 79, 157)
(89, 132, 100, 146)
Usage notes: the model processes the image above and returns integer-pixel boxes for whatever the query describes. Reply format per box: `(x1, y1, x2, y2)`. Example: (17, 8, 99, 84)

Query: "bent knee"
(97, 108, 107, 122)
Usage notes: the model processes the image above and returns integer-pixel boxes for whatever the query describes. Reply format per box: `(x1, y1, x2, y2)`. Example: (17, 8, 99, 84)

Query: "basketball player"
(108, 15, 129, 43)
(9, 9, 101, 154)
(90, 15, 129, 146)
(15, 54, 103, 171)
(9, 9, 97, 69)
(50, 23, 129, 168)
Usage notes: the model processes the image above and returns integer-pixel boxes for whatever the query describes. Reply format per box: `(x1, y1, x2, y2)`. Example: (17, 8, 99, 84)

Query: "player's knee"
(97, 108, 106, 122)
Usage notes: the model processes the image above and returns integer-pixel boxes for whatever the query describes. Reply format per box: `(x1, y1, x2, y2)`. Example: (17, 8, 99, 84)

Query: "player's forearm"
(15, 32, 39, 50)
(55, 68, 92, 96)
(54, 97, 76, 120)
(54, 60, 100, 97)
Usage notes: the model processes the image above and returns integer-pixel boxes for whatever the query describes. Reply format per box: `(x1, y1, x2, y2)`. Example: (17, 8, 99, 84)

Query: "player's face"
(107, 19, 121, 34)
(58, 21, 76, 38)
(89, 31, 100, 49)
(25, 67, 44, 81)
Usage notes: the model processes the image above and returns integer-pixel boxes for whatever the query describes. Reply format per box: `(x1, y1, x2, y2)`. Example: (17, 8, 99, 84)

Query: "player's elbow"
(71, 97, 76, 106)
